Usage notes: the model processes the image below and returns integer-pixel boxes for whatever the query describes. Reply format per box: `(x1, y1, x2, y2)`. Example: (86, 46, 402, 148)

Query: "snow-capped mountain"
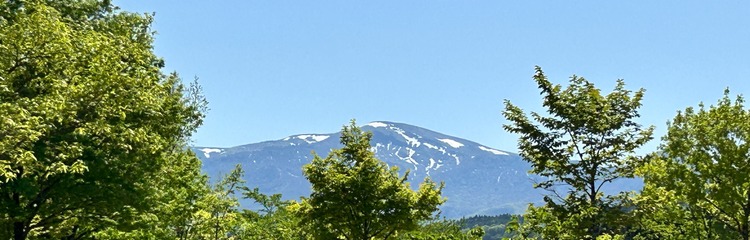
(194, 121, 639, 218)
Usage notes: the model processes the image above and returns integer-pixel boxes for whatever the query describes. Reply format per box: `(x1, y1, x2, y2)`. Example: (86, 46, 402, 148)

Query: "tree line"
(2, 1, 749, 239)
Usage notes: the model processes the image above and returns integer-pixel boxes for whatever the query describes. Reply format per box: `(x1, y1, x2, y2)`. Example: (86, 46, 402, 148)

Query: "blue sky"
(115, 1, 749, 154)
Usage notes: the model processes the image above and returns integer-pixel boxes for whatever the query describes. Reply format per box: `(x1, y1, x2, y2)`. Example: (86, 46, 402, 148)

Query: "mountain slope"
(194, 121, 626, 218)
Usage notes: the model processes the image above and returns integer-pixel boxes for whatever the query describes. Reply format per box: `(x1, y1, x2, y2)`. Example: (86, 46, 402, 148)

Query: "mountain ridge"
(194, 121, 571, 218)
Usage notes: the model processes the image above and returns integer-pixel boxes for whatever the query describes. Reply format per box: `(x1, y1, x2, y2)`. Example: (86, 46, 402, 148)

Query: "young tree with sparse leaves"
(292, 120, 446, 240)
(503, 66, 653, 239)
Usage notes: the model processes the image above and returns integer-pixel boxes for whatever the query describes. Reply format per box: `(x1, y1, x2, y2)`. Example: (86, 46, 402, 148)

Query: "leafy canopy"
(0, 0, 206, 238)
(503, 67, 653, 239)
(293, 120, 446, 240)
(638, 90, 750, 240)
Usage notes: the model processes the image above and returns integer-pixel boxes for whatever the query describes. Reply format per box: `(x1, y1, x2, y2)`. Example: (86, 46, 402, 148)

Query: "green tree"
(147, 163, 306, 240)
(502, 67, 653, 239)
(638, 90, 750, 240)
(398, 218, 484, 240)
(93, 150, 211, 240)
(292, 120, 445, 240)
(624, 173, 706, 240)
(0, 1, 206, 239)
(194, 165, 245, 240)
(234, 187, 307, 239)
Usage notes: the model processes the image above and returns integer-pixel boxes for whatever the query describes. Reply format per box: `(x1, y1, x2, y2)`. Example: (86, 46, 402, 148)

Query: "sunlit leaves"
(503, 67, 653, 239)
(295, 120, 446, 239)
(0, 1, 205, 239)
(638, 90, 750, 239)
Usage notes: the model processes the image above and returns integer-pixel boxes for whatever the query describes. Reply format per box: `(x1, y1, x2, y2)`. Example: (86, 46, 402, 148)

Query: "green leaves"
(637, 89, 750, 239)
(0, 1, 206, 239)
(503, 67, 653, 239)
(295, 120, 446, 239)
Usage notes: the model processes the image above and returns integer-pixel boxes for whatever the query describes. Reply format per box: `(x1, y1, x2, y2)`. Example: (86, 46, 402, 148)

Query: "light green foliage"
(101, 163, 306, 240)
(195, 164, 307, 240)
(637, 90, 750, 240)
(181, 164, 305, 240)
(624, 176, 706, 240)
(0, 0, 206, 238)
(193, 165, 245, 240)
(397, 218, 484, 240)
(503, 67, 653, 239)
(233, 186, 307, 239)
(293, 120, 446, 240)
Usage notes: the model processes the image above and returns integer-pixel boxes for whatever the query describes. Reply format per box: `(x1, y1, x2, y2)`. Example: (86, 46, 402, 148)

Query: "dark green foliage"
(461, 214, 514, 230)
(460, 214, 517, 240)
(503, 67, 653, 239)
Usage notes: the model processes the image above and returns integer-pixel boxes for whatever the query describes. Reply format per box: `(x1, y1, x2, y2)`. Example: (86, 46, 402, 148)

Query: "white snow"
(423, 142, 439, 150)
(366, 122, 388, 128)
(424, 143, 448, 155)
(478, 146, 508, 155)
(200, 148, 222, 158)
(438, 138, 464, 148)
(448, 153, 461, 165)
(437, 147, 447, 155)
(395, 147, 419, 168)
(406, 148, 417, 165)
(371, 143, 386, 153)
(393, 127, 421, 147)
(425, 158, 440, 173)
(296, 134, 330, 143)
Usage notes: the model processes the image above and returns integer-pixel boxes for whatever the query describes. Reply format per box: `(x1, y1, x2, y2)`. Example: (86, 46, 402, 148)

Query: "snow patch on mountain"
(200, 148, 222, 158)
(427, 158, 436, 170)
(438, 138, 464, 148)
(396, 147, 419, 168)
(478, 146, 508, 155)
(448, 153, 461, 165)
(392, 127, 421, 147)
(424, 142, 448, 155)
(371, 143, 387, 153)
(423, 142, 438, 150)
(295, 135, 330, 143)
(367, 122, 389, 128)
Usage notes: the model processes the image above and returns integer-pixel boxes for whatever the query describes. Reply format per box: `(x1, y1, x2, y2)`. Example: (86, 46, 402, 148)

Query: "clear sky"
(114, 1, 749, 154)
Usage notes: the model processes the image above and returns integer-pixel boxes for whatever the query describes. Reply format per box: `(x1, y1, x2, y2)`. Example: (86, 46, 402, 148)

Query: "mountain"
(193, 121, 640, 218)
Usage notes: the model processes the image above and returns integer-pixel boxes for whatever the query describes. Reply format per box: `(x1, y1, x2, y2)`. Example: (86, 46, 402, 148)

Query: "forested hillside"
(460, 214, 516, 240)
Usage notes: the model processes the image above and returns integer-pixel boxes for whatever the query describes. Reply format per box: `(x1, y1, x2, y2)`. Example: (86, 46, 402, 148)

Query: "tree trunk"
(13, 221, 27, 240)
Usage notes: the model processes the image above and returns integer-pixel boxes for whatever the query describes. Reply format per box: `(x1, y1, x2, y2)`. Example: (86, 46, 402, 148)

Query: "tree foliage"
(502, 67, 653, 239)
(637, 90, 750, 240)
(397, 218, 484, 240)
(0, 0, 207, 238)
(293, 120, 446, 240)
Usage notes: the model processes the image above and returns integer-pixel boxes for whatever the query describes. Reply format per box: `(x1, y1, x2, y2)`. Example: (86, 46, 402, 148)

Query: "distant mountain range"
(193, 121, 641, 218)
